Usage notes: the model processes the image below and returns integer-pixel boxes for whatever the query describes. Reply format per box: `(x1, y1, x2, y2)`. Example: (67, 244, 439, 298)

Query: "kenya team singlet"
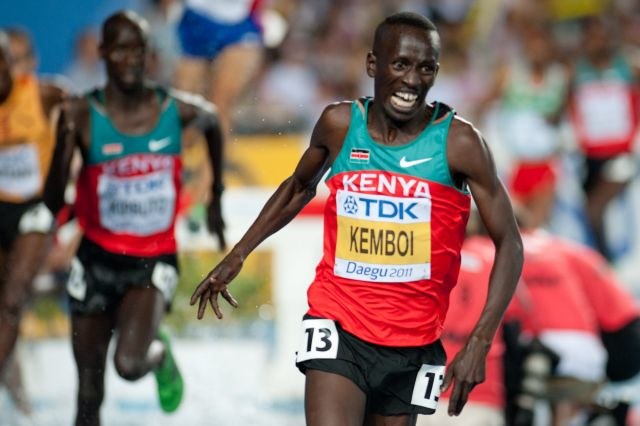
(307, 99, 471, 347)
(74, 89, 182, 257)
(0, 75, 54, 203)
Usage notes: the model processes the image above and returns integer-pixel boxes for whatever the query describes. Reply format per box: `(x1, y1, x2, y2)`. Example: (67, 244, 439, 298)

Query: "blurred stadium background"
(2, 0, 640, 425)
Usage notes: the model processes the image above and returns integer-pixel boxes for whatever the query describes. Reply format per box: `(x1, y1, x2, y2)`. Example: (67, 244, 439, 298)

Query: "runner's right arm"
(190, 102, 351, 319)
(44, 97, 88, 215)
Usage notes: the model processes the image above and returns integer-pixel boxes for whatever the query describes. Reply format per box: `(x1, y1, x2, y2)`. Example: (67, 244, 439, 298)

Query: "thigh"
(364, 412, 417, 426)
(209, 43, 263, 108)
(173, 57, 209, 95)
(0, 232, 51, 303)
(305, 368, 367, 426)
(114, 286, 165, 358)
(72, 313, 114, 370)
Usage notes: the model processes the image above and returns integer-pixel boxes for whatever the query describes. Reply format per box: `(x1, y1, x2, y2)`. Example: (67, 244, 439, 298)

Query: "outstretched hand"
(190, 253, 242, 319)
(207, 198, 226, 251)
(440, 336, 490, 416)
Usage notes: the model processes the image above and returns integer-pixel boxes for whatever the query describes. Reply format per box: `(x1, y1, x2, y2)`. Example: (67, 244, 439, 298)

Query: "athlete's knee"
(114, 352, 148, 381)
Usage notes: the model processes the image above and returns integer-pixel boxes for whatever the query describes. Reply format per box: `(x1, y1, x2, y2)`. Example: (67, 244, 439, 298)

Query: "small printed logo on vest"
(349, 148, 370, 164)
(102, 143, 123, 155)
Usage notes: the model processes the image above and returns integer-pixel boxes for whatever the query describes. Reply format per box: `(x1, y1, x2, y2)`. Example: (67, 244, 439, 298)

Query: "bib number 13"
(411, 364, 445, 410)
(296, 319, 339, 363)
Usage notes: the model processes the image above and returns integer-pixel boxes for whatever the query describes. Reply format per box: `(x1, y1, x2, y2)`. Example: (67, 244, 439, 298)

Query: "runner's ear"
(366, 51, 376, 78)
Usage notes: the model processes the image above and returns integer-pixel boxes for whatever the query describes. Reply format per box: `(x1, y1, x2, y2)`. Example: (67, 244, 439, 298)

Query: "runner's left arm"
(442, 117, 523, 416)
(174, 91, 226, 250)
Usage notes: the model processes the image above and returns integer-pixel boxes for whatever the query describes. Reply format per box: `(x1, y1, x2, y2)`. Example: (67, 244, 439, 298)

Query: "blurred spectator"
(568, 15, 640, 260)
(257, 34, 322, 129)
(63, 28, 105, 94)
(5, 27, 37, 76)
(479, 20, 570, 228)
(173, 0, 266, 134)
(142, 0, 183, 86)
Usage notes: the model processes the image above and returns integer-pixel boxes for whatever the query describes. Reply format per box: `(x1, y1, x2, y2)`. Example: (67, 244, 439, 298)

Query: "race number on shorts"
(152, 262, 178, 302)
(296, 318, 339, 363)
(411, 364, 445, 410)
(66, 258, 87, 301)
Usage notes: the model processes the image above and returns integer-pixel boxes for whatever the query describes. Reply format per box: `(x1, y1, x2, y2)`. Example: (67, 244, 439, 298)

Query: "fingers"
(448, 382, 473, 416)
(456, 384, 471, 415)
(209, 292, 223, 319)
(190, 282, 207, 305)
(447, 381, 462, 416)
(221, 289, 238, 308)
(441, 366, 453, 393)
(196, 289, 210, 320)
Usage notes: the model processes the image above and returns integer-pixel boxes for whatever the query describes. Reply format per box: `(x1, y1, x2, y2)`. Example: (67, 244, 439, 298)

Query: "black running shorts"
(296, 314, 447, 416)
(67, 237, 179, 315)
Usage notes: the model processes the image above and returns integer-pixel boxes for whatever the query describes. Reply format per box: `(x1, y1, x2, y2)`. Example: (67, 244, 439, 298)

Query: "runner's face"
(102, 22, 146, 89)
(368, 26, 439, 122)
(0, 49, 12, 103)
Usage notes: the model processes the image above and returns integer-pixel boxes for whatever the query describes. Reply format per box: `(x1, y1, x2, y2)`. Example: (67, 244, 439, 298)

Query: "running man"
(569, 16, 640, 260)
(44, 11, 226, 425)
(0, 29, 65, 393)
(192, 12, 523, 425)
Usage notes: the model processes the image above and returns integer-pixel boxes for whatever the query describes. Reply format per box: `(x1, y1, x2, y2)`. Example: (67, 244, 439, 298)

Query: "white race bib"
(98, 170, 176, 236)
(576, 82, 634, 144)
(411, 364, 446, 410)
(0, 144, 40, 197)
(296, 319, 339, 363)
(152, 262, 179, 302)
(18, 202, 54, 234)
(67, 258, 87, 301)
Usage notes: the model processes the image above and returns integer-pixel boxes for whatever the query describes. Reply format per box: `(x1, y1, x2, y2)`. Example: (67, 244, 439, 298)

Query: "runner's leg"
(113, 286, 165, 380)
(72, 313, 114, 426)
(0, 232, 50, 376)
(305, 369, 367, 426)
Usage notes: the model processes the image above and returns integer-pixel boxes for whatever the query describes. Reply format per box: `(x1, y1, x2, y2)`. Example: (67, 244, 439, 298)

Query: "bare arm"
(174, 90, 227, 249)
(442, 117, 523, 415)
(39, 82, 66, 117)
(43, 97, 87, 215)
(190, 102, 351, 319)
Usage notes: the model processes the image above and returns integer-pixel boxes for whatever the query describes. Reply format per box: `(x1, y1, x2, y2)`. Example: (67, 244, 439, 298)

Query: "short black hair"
(101, 10, 149, 47)
(373, 12, 439, 54)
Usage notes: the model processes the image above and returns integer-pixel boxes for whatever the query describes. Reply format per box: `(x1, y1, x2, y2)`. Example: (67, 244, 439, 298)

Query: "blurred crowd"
(41, 0, 640, 263)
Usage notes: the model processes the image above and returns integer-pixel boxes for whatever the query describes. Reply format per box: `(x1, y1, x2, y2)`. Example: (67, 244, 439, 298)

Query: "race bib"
(18, 202, 54, 234)
(97, 169, 176, 236)
(576, 82, 634, 144)
(411, 364, 446, 410)
(296, 318, 339, 363)
(334, 189, 431, 282)
(0, 143, 40, 197)
(67, 258, 87, 301)
(152, 262, 179, 302)
(502, 111, 558, 160)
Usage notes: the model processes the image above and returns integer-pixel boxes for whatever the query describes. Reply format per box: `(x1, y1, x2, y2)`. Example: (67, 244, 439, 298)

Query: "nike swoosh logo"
(149, 137, 172, 152)
(399, 156, 432, 168)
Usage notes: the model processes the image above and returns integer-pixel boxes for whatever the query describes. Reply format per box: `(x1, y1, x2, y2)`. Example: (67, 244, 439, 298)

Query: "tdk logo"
(343, 195, 359, 214)
(353, 197, 418, 220)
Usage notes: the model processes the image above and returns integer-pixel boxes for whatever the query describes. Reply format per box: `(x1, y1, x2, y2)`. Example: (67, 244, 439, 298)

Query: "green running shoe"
(154, 329, 184, 413)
